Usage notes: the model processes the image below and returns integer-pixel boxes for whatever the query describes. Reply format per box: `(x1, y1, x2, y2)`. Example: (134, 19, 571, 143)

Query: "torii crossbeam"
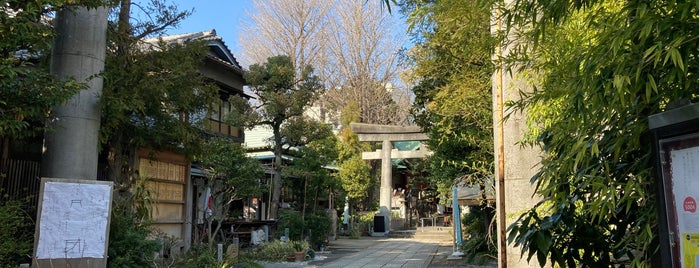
(350, 123, 430, 233)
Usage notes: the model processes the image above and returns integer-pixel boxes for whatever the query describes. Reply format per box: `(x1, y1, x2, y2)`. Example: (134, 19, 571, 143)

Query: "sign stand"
(32, 178, 113, 268)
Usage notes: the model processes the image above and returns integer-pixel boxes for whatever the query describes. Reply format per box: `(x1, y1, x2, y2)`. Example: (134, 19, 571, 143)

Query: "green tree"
(402, 0, 495, 203)
(283, 118, 339, 243)
(101, 0, 223, 261)
(400, 0, 497, 260)
(231, 55, 323, 219)
(500, 0, 698, 266)
(338, 155, 372, 203)
(335, 101, 375, 212)
(0, 0, 102, 157)
(100, 0, 219, 184)
(197, 137, 264, 246)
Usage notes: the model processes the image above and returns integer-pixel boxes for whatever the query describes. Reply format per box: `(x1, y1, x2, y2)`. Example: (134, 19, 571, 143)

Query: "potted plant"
(292, 240, 308, 262)
(319, 239, 329, 252)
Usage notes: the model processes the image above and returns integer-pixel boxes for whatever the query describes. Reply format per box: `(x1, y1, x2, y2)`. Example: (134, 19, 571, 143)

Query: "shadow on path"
(260, 236, 497, 268)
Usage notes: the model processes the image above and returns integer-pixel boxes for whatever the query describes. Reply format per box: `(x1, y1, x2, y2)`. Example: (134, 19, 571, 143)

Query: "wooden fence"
(0, 158, 41, 207)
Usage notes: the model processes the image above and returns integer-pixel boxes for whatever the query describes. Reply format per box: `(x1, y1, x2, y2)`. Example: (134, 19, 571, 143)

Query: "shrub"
(0, 199, 33, 267)
(305, 213, 331, 248)
(278, 209, 332, 249)
(174, 244, 219, 268)
(242, 240, 295, 262)
(357, 212, 375, 225)
(350, 212, 375, 238)
(107, 210, 161, 267)
(460, 205, 496, 263)
(172, 243, 261, 268)
(277, 209, 304, 240)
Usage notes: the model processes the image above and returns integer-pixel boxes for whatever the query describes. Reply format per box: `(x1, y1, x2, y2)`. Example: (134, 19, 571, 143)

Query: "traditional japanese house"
(138, 30, 249, 251)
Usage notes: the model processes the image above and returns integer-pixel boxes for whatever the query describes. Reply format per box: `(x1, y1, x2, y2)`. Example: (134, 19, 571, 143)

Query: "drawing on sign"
(64, 239, 84, 255)
(35, 181, 111, 259)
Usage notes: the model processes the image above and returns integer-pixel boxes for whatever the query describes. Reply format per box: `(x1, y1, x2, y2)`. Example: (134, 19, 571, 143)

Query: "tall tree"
(282, 119, 339, 218)
(239, 0, 330, 72)
(100, 0, 218, 184)
(239, 0, 410, 127)
(500, 0, 699, 266)
(402, 0, 496, 204)
(321, 0, 410, 126)
(335, 101, 374, 211)
(196, 137, 264, 246)
(231, 55, 323, 220)
(400, 0, 497, 259)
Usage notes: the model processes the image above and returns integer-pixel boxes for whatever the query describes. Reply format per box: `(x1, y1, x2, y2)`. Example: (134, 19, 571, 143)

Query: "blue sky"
(164, 1, 410, 64)
(167, 1, 252, 55)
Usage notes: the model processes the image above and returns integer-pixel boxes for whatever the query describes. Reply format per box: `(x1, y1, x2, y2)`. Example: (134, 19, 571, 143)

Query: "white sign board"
(659, 133, 699, 267)
(671, 146, 699, 267)
(35, 179, 113, 260)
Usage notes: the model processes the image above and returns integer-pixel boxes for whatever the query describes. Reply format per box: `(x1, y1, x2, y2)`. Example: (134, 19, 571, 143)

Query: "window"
(207, 98, 240, 138)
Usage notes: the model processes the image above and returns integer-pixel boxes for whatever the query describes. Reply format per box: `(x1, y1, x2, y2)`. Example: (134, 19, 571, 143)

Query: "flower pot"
(294, 251, 305, 262)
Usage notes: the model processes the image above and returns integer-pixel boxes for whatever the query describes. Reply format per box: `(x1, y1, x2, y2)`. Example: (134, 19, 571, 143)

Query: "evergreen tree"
(196, 137, 264, 246)
(230, 55, 323, 219)
(400, 0, 497, 259)
(100, 0, 219, 184)
(401, 0, 495, 211)
(335, 101, 374, 211)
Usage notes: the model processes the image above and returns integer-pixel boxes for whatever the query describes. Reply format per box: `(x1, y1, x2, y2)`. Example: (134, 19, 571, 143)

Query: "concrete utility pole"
(41, 6, 109, 181)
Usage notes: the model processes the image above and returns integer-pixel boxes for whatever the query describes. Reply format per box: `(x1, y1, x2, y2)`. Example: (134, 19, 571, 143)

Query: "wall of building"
(137, 149, 190, 253)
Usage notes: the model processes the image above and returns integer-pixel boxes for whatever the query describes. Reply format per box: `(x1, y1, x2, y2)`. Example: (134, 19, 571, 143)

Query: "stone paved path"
(261, 238, 440, 268)
(320, 238, 437, 268)
(259, 235, 494, 268)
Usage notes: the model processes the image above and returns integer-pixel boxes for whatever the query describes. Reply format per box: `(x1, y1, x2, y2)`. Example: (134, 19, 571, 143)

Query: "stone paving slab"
(260, 237, 434, 267)
(314, 238, 436, 268)
(427, 245, 497, 268)
(260, 236, 499, 268)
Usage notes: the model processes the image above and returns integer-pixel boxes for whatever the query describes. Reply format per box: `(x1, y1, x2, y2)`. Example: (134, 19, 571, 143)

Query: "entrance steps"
(388, 229, 415, 238)
(414, 226, 453, 244)
(389, 227, 454, 245)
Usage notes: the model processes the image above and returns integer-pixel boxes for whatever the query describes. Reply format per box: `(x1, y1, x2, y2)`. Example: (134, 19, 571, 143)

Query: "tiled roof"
(141, 29, 243, 73)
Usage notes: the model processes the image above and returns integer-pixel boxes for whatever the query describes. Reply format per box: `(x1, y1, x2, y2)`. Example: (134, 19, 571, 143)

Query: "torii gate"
(350, 123, 430, 233)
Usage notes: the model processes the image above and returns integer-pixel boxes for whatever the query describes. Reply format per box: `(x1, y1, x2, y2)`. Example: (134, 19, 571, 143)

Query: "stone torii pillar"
(350, 123, 430, 233)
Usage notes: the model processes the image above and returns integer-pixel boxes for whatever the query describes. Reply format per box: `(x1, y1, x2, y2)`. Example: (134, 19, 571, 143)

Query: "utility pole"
(41, 5, 109, 181)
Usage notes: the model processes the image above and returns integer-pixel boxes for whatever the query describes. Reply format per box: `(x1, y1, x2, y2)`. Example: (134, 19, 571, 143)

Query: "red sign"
(684, 196, 696, 213)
